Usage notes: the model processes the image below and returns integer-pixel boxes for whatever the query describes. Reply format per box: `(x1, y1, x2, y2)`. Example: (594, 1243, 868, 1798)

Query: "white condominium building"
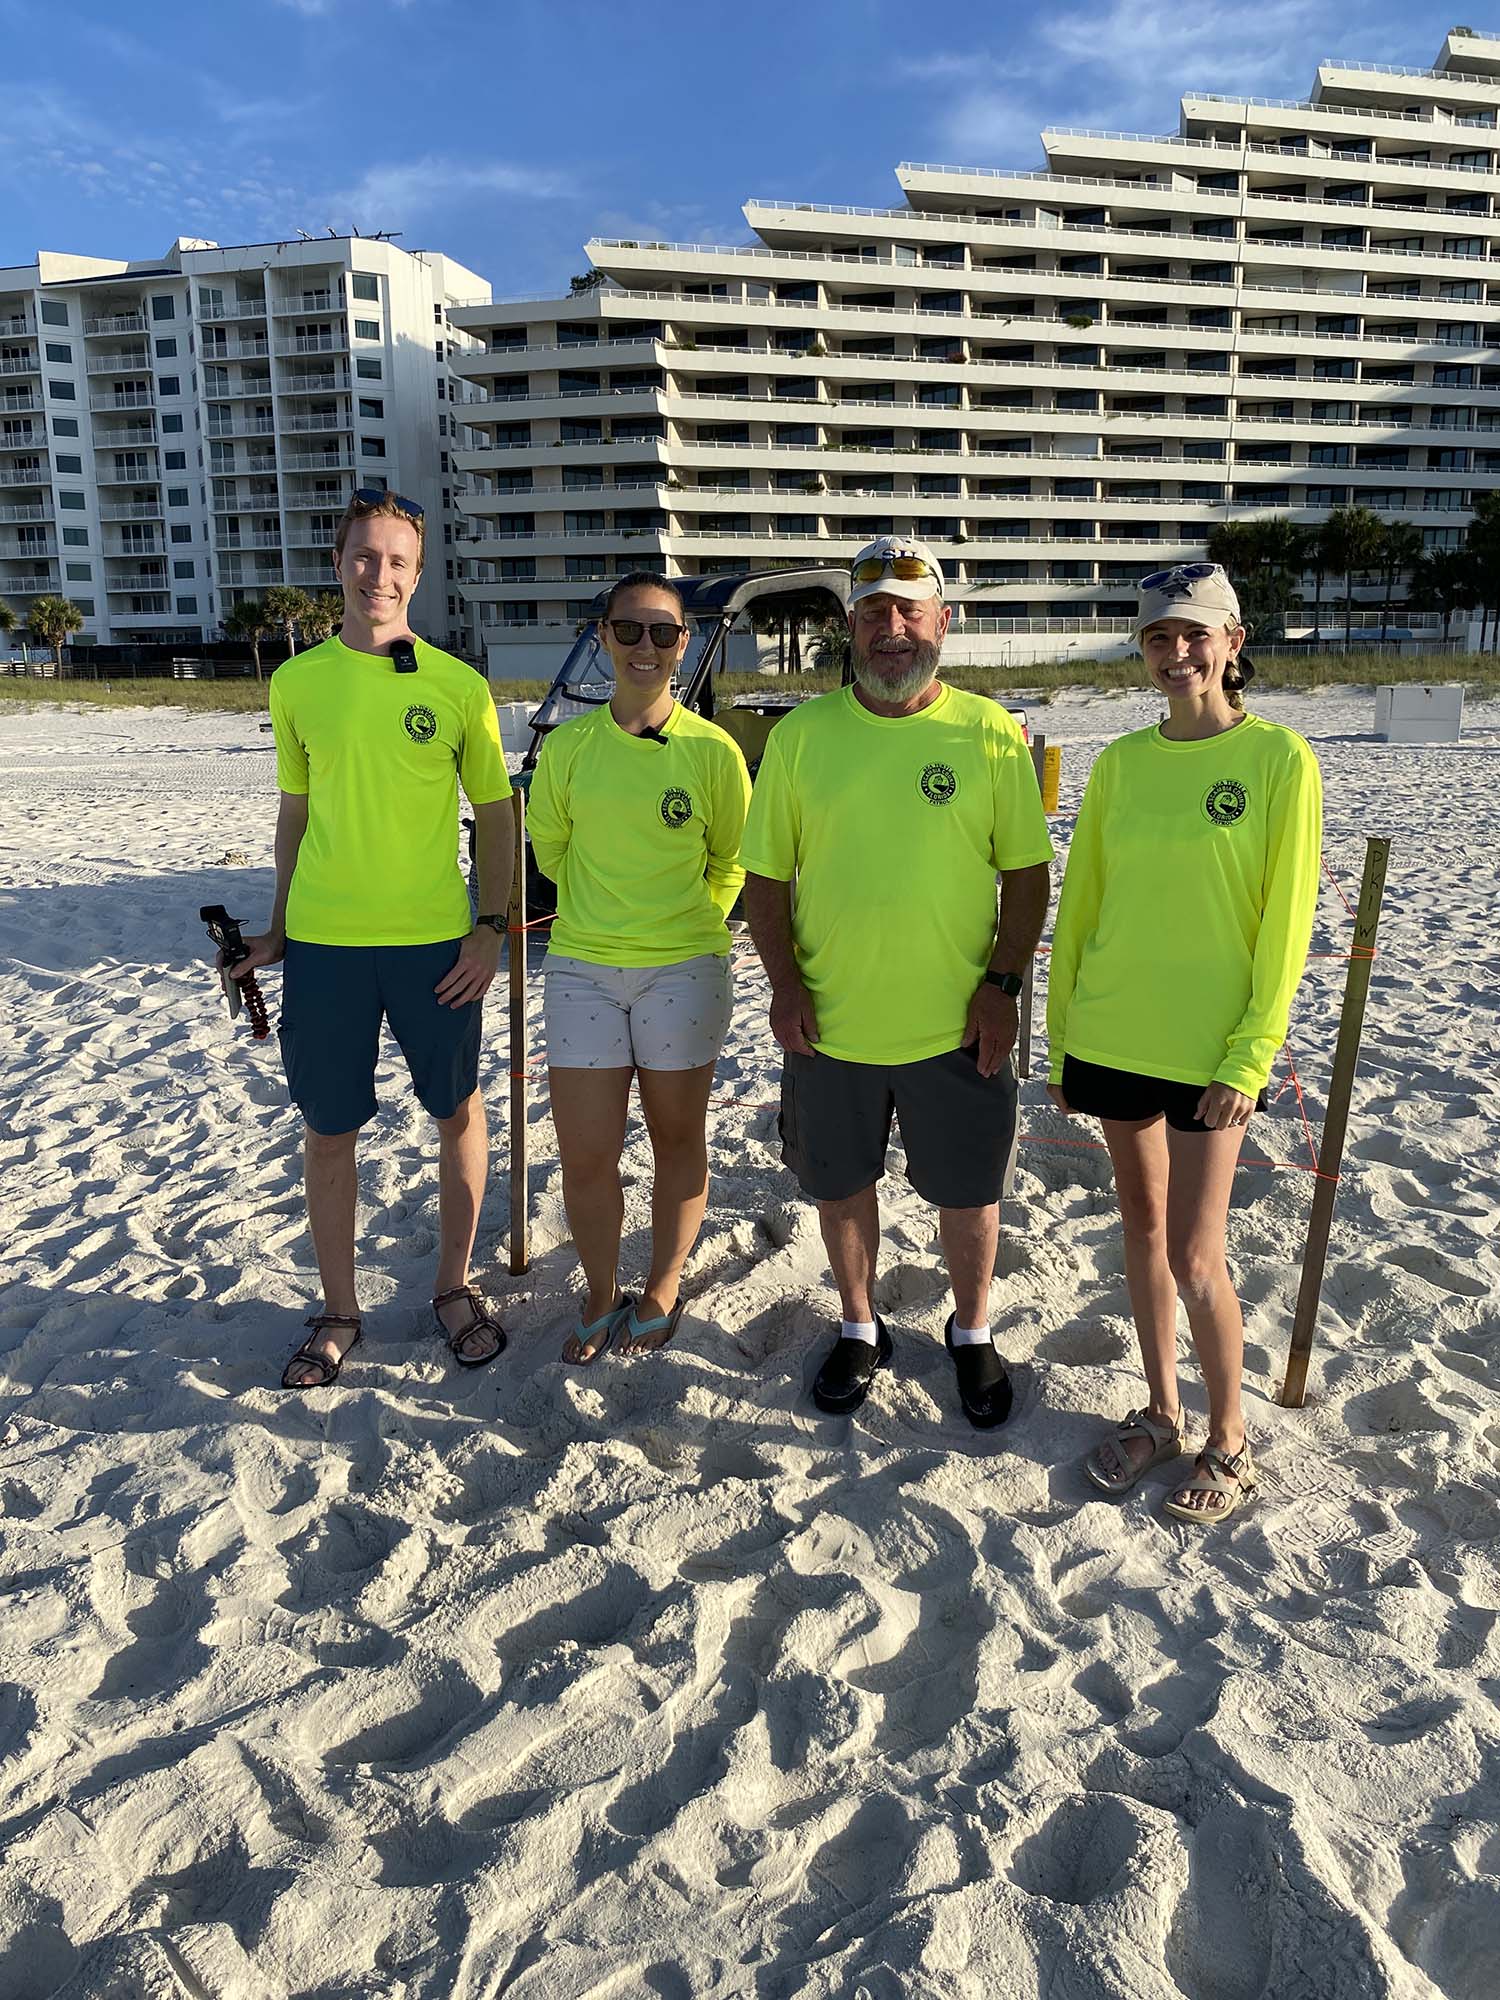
(450, 28, 1499, 670)
(0, 237, 489, 655)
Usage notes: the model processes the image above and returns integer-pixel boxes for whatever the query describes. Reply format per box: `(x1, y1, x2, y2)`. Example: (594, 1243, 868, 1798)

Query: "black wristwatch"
(476, 913, 505, 934)
(984, 969, 1023, 997)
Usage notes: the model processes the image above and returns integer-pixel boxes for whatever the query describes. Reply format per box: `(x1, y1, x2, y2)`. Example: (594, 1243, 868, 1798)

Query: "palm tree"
(263, 583, 317, 658)
(0, 598, 16, 663)
(1318, 504, 1387, 645)
(1408, 548, 1477, 644)
(28, 594, 84, 677)
(1374, 521, 1424, 642)
(808, 618, 852, 678)
(1206, 516, 1306, 640)
(1465, 492, 1500, 652)
(299, 590, 342, 646)
(223, 598, 271, 681)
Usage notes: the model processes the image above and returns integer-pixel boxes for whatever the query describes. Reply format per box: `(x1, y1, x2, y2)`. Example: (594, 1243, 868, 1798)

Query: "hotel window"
(41, 299, 69, 325)
(360, 436, 386, 457)
(159, 376, 180, 396)
(66, 563, 92, 582)
(174, 560, 195, 579)
(358, 397, 384, 418)
(49, 380, 75, 400)
(354, 319, 380, 340)
(356, 358, 382, 379)
(63, 527, 89, 547)
(176, 596, 198, 613)
(351, 274, 379, 302)
(56, 453, 83, 474)
(171, 524, 193, 542)
(156, 337, 178, 358)
(45, 342, 71, 363)
(53, 417, 79, 437)
(151, 295, 176, 321)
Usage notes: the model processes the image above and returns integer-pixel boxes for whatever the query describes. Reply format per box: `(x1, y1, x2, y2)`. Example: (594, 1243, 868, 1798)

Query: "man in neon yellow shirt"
(742, 536, 1053, 1427)
(230, 489, 515, 1390)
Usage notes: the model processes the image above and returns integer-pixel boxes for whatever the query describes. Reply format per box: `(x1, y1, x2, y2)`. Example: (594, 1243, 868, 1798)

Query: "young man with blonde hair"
(231, 488, 515, 1389)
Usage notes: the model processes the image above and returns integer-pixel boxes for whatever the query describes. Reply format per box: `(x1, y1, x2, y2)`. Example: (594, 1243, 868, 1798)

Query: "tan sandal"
(433, 1285, 507, 1369)
(1162, 1440, 1258, 1524)
(1085, 1407, 1183, 1494)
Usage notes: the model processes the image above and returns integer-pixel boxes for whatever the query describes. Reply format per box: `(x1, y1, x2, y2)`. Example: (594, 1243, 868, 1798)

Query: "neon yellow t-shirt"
(1046, 714, 1322, 1096)
(527, 701, 752, 967)
(739, 684, 1055, 1065)
(270, 634, 512, 947)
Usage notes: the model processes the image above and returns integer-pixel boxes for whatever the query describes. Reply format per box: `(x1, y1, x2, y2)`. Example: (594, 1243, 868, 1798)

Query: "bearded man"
(741, 536, 1053, 1428)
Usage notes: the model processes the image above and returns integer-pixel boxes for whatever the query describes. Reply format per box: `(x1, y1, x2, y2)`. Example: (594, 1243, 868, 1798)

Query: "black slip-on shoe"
(813, 1317, 893, 1414)
(945, 1313, 1014, 1429)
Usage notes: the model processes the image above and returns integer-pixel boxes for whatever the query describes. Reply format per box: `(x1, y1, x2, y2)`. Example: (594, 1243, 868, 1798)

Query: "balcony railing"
(0, 427, 45, 448)
(86, 351, 152, 376)
(275, 336, 348, 357)
(0, 355, 39, 378)
(0, 502, 52, 523)
(207, 417, 275, 439)
(104, 537, 163, 557)
(1, 573, 59, 594)
(280, 450, 356, 471)
(274, 293, 338, 316)
(281, 412, 352, 433)
(89, 391, 153, 412)
(0, 316, 32, 337)
(201, 339, 271, 361)
(278, 372, 350, 394)
(3, 538, 58, 561)
(100, 502, 164, 521)
(198, 300, 267, 322)
(215, 532, 284, 551)
(84, 313, 148, 336)
(0, 467, 47, 487)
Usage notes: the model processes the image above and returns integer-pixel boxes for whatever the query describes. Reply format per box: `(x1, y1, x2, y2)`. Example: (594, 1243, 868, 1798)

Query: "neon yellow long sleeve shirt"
(1046, 715, 1322, 1096)
(527, 701, 751, 967)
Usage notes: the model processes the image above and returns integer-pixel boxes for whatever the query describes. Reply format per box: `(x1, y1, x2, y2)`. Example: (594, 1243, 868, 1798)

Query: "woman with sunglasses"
(1046, 564, 1321, 1524)
(528, 573, 752, 1361)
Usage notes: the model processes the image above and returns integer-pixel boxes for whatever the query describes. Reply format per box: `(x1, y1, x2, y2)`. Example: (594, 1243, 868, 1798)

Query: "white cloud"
(326, 156, 575, 230)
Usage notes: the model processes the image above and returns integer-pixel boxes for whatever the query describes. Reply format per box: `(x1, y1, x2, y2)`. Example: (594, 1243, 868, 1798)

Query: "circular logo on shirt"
(659, 786, 694, 828)
(403, 703, 438, 745)
(919, 761, 958, 806)
(1202, 778, 1248, 826)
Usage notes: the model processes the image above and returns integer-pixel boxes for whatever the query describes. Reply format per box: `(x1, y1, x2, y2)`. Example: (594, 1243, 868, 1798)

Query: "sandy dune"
(0, 689, 1496, 1998)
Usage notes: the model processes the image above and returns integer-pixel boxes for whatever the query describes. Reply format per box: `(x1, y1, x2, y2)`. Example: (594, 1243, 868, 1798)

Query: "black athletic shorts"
(280, 938, 482, 1134)
(779, 1044, 1020, 1208)
(1060, 1054, 1266, 1134)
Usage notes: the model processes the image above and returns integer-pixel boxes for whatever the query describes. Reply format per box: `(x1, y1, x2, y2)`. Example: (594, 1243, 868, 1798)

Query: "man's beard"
(853, 636, 942, 705)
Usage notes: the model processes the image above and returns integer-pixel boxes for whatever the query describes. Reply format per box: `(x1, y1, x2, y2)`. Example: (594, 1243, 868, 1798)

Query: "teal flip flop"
(621, 1299, 685, 1355)
(563, 1292, 634, 1367)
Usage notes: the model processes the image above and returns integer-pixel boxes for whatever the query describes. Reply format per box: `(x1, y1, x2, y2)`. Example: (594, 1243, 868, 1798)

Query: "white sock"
(951, 1321, 994, 1347)
(841, 1318, 878, 1346)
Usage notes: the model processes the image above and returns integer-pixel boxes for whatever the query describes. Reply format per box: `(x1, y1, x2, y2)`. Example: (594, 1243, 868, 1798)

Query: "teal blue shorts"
(280, 938, 482, 1134)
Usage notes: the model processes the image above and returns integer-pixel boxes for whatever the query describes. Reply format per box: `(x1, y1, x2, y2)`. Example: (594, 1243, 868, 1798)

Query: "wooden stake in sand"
(1018, 733, 1048, 1080)
(1279, 835, 1390, 1409)
(507, 788, 531, 1276)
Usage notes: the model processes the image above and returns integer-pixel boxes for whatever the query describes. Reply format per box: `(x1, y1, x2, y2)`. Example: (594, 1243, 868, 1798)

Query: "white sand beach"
(0, 686, 1497, 1999)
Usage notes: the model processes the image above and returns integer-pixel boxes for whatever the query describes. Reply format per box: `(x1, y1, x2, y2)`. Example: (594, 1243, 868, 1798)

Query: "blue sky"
(0, 0, 1471, 298)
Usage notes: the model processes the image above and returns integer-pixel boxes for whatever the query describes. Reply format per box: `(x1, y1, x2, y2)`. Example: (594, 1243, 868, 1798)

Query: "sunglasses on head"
(351, 486, 425, 521)
(852, 554, 938, 585)
(1138, 562, 1217, 592)
(607, 618, 685, 647)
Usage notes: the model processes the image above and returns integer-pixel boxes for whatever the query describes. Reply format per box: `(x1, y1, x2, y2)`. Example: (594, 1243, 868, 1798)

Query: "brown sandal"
(434, 1285, 507, 1369)
(280, 1313, 363, 1390)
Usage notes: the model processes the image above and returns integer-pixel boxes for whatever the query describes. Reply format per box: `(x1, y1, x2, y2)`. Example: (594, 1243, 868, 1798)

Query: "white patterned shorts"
(542, 952, 733, 1071)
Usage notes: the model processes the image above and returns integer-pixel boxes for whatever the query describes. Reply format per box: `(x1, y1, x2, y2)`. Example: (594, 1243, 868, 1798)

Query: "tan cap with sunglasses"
(1133, 562, 1241, 637)
(849, 535, 946, 607)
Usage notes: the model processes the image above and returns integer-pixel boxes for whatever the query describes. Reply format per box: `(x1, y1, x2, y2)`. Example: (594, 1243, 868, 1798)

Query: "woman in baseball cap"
(1045, 563, 1323, 1524)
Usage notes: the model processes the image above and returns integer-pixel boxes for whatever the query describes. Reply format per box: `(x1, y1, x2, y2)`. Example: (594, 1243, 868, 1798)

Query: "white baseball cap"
(1133, 562, 1242, 638)
(850, 535, 946, 607)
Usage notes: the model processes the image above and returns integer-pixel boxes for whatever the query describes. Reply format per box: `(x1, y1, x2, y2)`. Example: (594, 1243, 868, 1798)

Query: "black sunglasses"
(1138, 562, 1217, 592)
(351, 485, 425, 521)
(606, 618, 686, 648)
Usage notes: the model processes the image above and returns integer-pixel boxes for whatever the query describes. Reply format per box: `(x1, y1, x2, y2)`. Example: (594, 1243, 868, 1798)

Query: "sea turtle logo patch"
(403, 703, 438, 745)
(1202, 778, 1248, 826)
(659, 786, 694, 828)
(919, 762, 958, 806)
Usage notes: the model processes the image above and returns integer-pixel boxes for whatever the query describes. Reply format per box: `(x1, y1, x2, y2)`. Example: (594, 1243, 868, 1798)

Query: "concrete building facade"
(449, 29, 1500, 673)
(0, 236, 489, 654)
